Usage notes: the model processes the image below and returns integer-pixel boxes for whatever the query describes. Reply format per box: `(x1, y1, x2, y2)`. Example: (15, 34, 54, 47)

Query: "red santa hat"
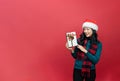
(82, 19, 98, 31)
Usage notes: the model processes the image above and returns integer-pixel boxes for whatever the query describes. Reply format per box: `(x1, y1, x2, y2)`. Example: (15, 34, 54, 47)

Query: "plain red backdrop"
(0, 0, 120, 81)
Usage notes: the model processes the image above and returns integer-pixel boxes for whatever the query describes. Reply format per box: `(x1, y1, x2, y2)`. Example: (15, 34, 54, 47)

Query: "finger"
(66, 42, 69, 48)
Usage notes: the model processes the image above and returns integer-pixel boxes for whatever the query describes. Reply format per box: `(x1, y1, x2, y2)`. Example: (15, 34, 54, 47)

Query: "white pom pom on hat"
(82, 19, 98, 31)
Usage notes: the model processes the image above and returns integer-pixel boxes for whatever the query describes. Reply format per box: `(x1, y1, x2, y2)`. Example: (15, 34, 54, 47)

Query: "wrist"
(71, 49, 74, 53)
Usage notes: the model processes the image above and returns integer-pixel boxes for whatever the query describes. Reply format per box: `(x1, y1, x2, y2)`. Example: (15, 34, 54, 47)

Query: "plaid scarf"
(77, 39, 98, 77)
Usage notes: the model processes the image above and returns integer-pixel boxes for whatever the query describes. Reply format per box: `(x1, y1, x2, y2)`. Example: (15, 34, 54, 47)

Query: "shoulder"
(97, 40, 102, 48)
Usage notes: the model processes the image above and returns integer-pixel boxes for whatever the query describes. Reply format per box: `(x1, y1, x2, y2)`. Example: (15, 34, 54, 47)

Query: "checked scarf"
(77, 39, 98, 77)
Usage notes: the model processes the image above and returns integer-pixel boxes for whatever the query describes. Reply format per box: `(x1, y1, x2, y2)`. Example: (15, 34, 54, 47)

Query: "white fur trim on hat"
(82, 22, 98, 31)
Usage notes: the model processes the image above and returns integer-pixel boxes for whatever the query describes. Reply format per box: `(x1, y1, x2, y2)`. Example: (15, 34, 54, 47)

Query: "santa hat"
(82, 19, 98, 31)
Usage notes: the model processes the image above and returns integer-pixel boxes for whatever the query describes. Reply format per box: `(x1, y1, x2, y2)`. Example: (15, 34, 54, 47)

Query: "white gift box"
(66, 32, 78, 47)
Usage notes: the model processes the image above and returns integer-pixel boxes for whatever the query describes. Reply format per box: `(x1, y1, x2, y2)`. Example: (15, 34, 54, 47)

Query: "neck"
(86, 37, 91, 40)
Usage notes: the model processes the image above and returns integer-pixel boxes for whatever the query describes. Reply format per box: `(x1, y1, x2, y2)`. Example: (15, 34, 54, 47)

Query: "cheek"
(83, 29, 86, 32)
(89, 31, 93, 36)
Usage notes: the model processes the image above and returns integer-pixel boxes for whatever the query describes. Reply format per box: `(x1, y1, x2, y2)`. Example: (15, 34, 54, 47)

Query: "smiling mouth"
(85, 34, 90, 37)
(85, 34, 89, 35)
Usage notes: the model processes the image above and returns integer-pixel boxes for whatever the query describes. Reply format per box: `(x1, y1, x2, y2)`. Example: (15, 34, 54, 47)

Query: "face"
(83, 27, 93, 37)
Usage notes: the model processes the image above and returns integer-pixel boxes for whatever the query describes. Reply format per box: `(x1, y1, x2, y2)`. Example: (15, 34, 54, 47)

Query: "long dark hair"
(78, 29, 99, 45)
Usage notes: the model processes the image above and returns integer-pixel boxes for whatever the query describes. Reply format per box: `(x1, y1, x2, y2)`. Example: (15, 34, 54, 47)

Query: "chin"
(86, 35, 90, 37)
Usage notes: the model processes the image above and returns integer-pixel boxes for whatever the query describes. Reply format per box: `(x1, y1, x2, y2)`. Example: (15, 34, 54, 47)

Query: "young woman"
(66, 19, 102, 81)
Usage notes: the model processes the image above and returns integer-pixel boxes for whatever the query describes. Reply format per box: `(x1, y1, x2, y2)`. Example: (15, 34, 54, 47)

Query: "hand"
(77, 45, 88, 53)
(65, 42, 74, 53)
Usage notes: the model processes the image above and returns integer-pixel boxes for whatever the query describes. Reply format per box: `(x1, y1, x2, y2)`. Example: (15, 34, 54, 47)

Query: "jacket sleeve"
(71, 47, 78, 59)
(85, 42, 102, 64)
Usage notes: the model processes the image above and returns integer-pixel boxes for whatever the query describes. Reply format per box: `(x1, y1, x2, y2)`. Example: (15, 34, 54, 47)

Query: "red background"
(0, 0, 120, 81)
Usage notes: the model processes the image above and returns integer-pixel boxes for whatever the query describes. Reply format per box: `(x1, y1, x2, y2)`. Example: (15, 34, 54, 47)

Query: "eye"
(83, 27, 87, 30)
(87, 28, 89, 30)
